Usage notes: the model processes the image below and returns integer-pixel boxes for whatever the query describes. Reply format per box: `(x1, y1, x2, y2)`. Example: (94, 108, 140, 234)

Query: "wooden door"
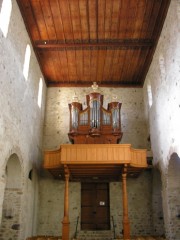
(81, 183, 110, 230)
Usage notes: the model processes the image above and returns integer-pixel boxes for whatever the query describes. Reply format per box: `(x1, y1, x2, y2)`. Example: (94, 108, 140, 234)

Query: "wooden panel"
(60, 144, 147, 165)
(43, 149, 61, 169)
(81, 183, 110, 230)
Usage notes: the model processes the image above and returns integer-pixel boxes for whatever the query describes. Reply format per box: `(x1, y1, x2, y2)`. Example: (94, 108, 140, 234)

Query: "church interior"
(0, 0, 180, 240)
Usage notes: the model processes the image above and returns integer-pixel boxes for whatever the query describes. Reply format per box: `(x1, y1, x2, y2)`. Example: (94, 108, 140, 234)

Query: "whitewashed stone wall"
(110, 171, 154, 237)
(0, 0, 46, 239)
(0, 188, 22, 240)
(143, 0, 180, 239)
(43, 87, 148, 150)
(37, 178, 80, 238)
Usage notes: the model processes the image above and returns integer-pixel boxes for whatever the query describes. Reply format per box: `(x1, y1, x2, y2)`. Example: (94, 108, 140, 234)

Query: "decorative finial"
(112, 95, 118, 102)
(72, 92, 79, 102)
(91, 82, 99, 92)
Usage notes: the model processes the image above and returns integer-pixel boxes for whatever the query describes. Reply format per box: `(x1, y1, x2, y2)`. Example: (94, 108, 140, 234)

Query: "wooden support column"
(122, 165, 130, 240)
(62, 166, 70, 240)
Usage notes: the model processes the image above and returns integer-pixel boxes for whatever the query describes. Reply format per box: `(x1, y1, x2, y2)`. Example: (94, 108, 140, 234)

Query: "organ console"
(68, 83, 123, 144)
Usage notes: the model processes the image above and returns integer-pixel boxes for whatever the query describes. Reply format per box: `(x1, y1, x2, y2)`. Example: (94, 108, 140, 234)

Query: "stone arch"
(167, 152, 180, 239)
(151, 166, 165, 236)
(0, 153, 23, 240)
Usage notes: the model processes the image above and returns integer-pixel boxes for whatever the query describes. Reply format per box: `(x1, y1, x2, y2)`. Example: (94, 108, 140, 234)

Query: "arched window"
(147, 83, 153, 108)
(38, 77, 43, 108)
(0, 0, 12, 37)
(23, 44, 31, 80)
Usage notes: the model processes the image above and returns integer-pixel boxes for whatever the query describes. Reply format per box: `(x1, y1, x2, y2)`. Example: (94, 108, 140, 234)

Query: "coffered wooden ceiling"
(17, 0, 170, 87)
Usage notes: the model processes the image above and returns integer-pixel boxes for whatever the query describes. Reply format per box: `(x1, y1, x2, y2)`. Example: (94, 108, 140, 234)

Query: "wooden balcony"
(44, 144, 147, 181)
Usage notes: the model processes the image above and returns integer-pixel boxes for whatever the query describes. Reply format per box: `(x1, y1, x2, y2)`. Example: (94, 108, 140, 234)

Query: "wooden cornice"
(35, 39, 154, 51)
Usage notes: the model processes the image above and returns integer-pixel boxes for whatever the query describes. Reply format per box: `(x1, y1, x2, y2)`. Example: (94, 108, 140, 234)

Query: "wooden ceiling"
(17, 0, 170, 87)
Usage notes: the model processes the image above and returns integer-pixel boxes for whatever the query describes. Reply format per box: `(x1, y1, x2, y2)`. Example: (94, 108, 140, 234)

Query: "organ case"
(68, 91, 123, 144)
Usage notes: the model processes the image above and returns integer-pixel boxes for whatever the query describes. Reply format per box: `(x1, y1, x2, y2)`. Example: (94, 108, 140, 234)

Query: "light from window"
(147, 84, 153, 107)
(38, 78, 43, 108)
(23, 44, 31, 80)
(0, 0, 12, 37)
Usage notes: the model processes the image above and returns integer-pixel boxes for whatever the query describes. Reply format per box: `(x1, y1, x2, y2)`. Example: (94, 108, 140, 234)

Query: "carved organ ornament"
(68, 83, 123, 144)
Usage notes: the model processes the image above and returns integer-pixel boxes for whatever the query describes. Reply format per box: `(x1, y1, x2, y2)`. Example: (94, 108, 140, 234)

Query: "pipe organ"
(68, 84, 123, 144)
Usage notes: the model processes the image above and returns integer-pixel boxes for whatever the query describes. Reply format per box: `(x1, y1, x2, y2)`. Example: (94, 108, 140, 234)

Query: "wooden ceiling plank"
(104, 0, 113, 40)
(139, 1, 154, 39)
(97, 49, 107, 83)
(151, 1, 171, 40)
(67, 0, 75, 42)
(132, 0, 147, 39)
(67, 1, 81, 84)
(90, 49, 98, 82)
(48, 0, 66, 40)
(133, 48, 150, 84)
(103, 49, 114, 82)
(50, 51, 64, 82)
(57, 51, 66, 82)
(88, 0, 97, 40)
(39, 51, 57, 82)
(117, 49, 128, 83)
(128, 48, 142, 83)
(69, 0, 82, 41)
(110, 0, 121, 39)
(123, 49, 139, 83)
(125, 0, 139, 39)
(79, 0, 89, 41)
(119, 49, 132, 83)
(75, 49, 83, 82)
(83, 49, 91, 82)
(58, 0, 74, 40)
(101, 48, 108, 83)
(146, 0, 162, 39)
(111, 49, 121, 80)
(118, 0, 130, 39)
(58, 50, 70, 83)
(98, 0, 106, 40)
(39, 0, 57, 40)
(66, 50, 78, 82)
(115, 49, 126, 81)
(17, 0, 41, 40)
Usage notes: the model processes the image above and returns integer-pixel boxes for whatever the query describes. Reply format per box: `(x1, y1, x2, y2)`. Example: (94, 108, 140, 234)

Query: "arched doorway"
(0, 153, 23, 240)
(167, 153, 180, 239)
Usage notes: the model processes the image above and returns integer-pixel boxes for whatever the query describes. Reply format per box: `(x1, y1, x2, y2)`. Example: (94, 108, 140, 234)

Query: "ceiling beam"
(35, 39, 153, 50)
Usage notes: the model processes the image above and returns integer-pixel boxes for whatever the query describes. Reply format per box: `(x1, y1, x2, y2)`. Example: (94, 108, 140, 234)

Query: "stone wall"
(38, 171, 159, 238)
(143, 0, 180, 239)
(0, 0, 46, 239)
(37, 178, 81, 238)
(110, 171, 153, 237)
(43, 87, 148, 150)
(0, 188, 22, 240)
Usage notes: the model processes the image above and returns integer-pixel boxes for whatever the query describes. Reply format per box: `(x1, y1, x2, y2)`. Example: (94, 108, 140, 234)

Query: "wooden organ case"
(68, 86, 123, 144)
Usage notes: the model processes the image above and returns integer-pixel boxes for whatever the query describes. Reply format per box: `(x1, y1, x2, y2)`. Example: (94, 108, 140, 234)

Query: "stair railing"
(111, 215, 116, 239)
(74, 216, 79, 239)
